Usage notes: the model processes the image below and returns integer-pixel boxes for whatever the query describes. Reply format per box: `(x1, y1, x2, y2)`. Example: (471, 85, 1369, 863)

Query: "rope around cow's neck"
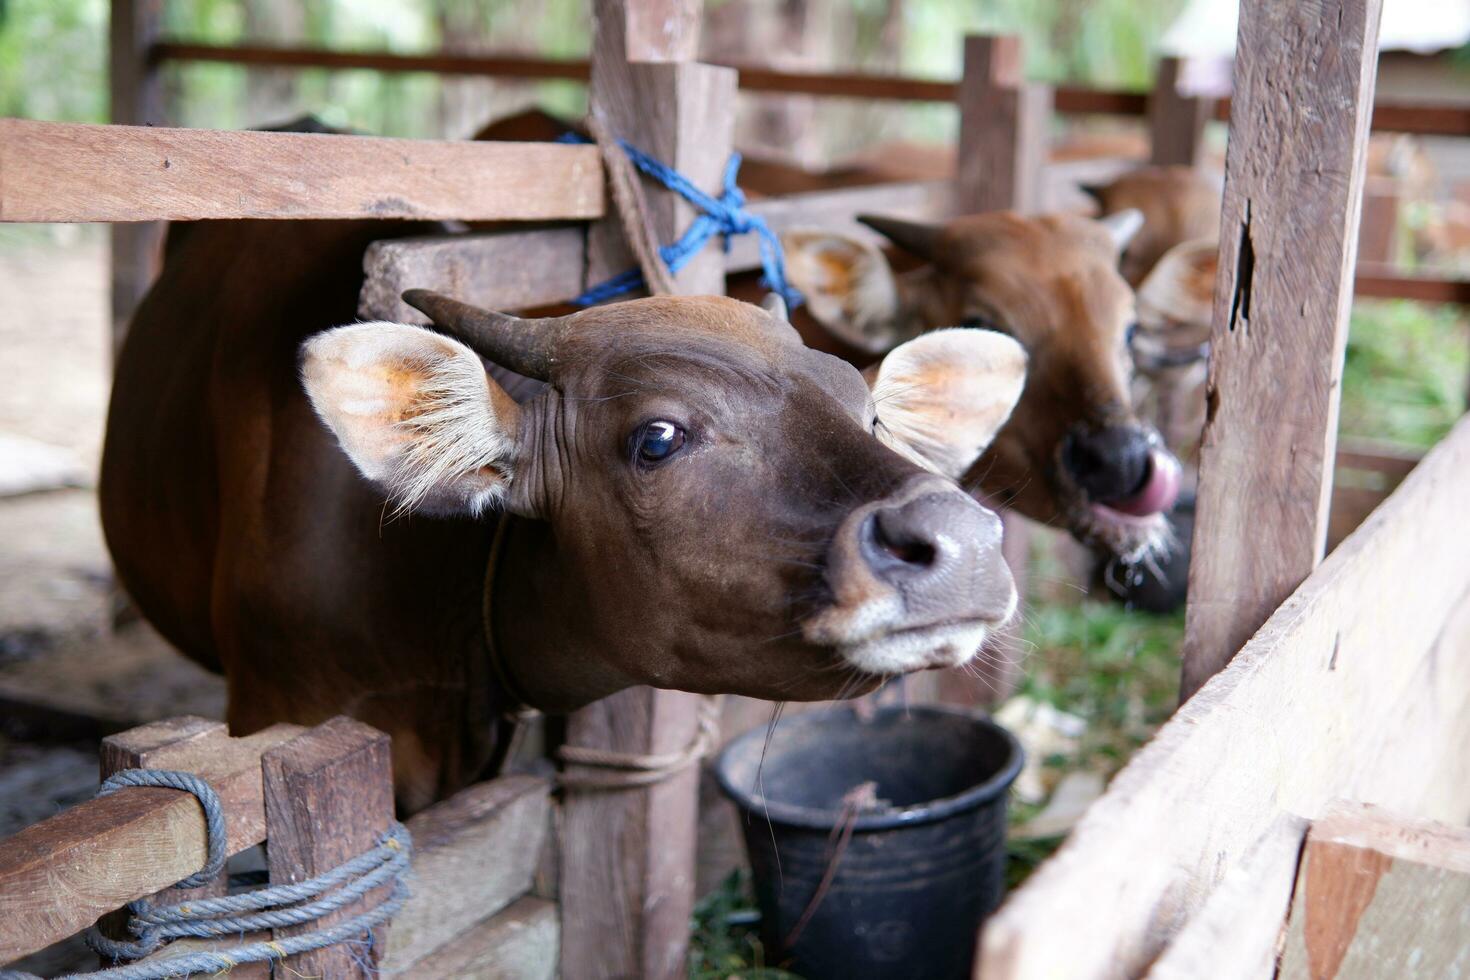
(482, 510, 722, 790)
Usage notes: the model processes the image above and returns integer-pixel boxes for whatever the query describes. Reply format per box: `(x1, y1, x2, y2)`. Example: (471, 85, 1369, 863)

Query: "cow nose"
(1061, 425, 1151, 503)
(860, 492, 1008, 611)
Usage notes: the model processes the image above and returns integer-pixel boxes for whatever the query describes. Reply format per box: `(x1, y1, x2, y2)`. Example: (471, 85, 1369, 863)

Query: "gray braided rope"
(0, 768, 411, 980)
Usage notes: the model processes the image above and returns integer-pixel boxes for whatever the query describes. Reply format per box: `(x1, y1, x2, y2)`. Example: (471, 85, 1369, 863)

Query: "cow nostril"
(873, 514, 937, 568)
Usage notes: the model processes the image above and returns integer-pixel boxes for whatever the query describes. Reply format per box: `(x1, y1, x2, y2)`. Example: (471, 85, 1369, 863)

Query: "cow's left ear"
(870, 328, 1027, 480)
(781, 229, 905, 354)
(301, 322, 523, 517)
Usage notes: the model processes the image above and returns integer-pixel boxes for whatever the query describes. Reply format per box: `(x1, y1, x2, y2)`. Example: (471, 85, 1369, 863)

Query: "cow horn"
(402, 289, 562, 380)
(1099, 208, 1145, 251)
(857, 214, 942, 260)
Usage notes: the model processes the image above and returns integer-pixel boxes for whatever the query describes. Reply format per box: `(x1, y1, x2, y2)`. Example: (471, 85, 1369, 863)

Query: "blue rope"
(0, 769, 412, 980)
(559, 131, 802, 310)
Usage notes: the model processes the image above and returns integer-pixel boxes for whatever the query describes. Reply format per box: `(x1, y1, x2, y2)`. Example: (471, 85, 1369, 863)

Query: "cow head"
(783, 210, 1183, 563)
(1081, 165, 1222, 287)
(300, 292, 1026, 709)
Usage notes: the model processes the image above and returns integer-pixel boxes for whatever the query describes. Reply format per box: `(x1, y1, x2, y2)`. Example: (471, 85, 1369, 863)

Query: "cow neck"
(482, 510, 539, 721)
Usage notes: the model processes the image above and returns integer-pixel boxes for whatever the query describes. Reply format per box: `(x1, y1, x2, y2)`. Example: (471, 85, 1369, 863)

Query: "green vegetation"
(689, 870, 800, 979)
(1342, 299, 1469, 449)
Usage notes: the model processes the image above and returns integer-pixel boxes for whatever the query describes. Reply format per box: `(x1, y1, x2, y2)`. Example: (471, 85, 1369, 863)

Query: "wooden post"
(1149, 56, 1211, 168)
(947, 34, 1050, 705)
(955, 35, 1052, 216)
(109, 0, 167, 355)
(262, 717, 395, 980)
(1179, 0, 1384, 701)
(559, 3, 733, 978)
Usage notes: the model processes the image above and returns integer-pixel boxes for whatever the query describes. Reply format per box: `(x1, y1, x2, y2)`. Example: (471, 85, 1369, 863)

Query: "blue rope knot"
(563, 132, 802, 311)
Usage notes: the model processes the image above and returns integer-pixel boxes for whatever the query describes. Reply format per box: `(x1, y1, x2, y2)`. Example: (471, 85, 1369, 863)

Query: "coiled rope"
(558, 130, 802, 311)
(0, 769, 410, 980)
(557, 694, 723, 790)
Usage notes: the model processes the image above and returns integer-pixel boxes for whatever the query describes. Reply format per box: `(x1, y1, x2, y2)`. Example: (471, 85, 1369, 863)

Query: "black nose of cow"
(1062, 425, 1151, 503)
(861, 491, 1010, 617)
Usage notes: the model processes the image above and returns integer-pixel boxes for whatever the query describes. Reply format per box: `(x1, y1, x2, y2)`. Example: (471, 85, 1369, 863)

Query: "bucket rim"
(713, 703, 1024, 831)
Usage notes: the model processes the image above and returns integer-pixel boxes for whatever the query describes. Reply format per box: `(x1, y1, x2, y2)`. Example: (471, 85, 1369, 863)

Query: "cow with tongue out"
(782, 208, 1183, 566)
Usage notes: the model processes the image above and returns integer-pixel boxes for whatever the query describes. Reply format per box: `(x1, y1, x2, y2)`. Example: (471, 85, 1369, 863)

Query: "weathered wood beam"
(1181, 0, 1385, 699)
(558, 4, 728, 979)
(357, 180, 953, 321)
(0, 119, 603, 224)
(956, 35, 1052, 215)
(1278, 801, 1470, 980)
(1148, 56, 1211, 168)
(263, 717, 395, 979)
(975, 413, 1470, 979)
(0, 720, 301, 963)
(109, 0, 167, 354)
(381, 775, 551, 973)
(1145, 814, 1310, 980)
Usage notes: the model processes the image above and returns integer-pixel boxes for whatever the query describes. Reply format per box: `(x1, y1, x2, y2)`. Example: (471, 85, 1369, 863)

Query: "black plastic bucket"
(714, 705, 1023, 980)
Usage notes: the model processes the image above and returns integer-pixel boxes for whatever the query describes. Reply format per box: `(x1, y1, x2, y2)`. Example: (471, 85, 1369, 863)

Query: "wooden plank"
(263, 716, 395, 980)
(109, 0, 166, 352)
(356, 180, 953, 322)
(558, 4, 730, 972)
(359, 226, 588, 321)
(956, 35, 1052, 215)
(1355, 268, 1470, 305)
(1180, 0, 1385, 700)
(0, 119, 604, 224)
(1148, 56, 1211, 168)
(975, 414, 1470, 980)
(381, 775, 551, 972)
(0, 722, 300, 963)
(1279, 801, 1470, 980)
(1145, 815, 1308, 980)
(396, 896, 559, 980)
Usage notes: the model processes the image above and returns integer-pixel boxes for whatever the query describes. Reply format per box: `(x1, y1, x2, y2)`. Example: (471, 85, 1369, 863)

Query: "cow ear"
(1135, 238, 1218, 338)
(301, 322, 521, 517)
(781, 229, 904, 354)
(871, 327, 1027, 481)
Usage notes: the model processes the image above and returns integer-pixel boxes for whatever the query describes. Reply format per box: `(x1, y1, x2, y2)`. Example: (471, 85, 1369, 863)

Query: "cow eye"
(635, 420, 686, 464)
(962, 313, 1007, 335)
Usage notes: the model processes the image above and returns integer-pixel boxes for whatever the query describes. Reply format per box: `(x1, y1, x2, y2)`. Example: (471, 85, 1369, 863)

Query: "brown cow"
(780, 211, 1182, 564)
(100, 218, 1027, 809)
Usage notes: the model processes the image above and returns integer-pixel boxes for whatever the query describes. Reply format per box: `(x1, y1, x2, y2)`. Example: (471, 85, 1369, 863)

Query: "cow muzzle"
(802, 477, 1016, 675)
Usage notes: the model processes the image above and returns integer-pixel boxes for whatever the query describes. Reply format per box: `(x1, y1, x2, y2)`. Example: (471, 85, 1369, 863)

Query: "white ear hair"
(1100, 208, 1145, 251)
(872, 328, 1028, 481)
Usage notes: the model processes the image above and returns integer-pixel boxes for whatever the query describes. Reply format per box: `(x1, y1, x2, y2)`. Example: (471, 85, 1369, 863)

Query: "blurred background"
(1, 3, 1468, 974)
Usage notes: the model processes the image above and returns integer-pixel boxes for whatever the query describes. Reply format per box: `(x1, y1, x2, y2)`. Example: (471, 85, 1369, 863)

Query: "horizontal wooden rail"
(0, 118, 604, 223)
(148, 41, 1470, 135)
(1355, 268, 1470, 305)
(0, 722, 301, 963)
(358, 178, 954, 321)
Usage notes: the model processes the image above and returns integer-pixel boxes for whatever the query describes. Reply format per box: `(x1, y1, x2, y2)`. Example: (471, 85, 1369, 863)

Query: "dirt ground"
(0, 237, 225, 851)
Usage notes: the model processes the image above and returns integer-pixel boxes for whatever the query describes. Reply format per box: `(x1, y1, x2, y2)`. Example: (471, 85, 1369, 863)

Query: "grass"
(689, 870, 802, 980)
(1340, 299, 1469, 450)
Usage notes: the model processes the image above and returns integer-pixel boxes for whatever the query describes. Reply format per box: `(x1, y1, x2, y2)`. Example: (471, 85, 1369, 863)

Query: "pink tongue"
(1107, 449, 1181, 517)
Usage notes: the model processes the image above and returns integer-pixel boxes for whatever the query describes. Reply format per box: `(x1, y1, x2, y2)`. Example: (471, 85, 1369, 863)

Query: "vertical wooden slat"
(560, 4, 732, 978)
(955, 34, 1052, 216)
(1180, 0, 1385, 700)
(262, 717, 395, 980)
(947, 34, 1050, 705)
(108, 0, 167, 355)
(1148, 56, 1211, 168)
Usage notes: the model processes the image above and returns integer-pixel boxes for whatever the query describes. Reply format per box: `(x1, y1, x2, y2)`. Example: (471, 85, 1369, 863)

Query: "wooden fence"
(2, 0, 1469, 976)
